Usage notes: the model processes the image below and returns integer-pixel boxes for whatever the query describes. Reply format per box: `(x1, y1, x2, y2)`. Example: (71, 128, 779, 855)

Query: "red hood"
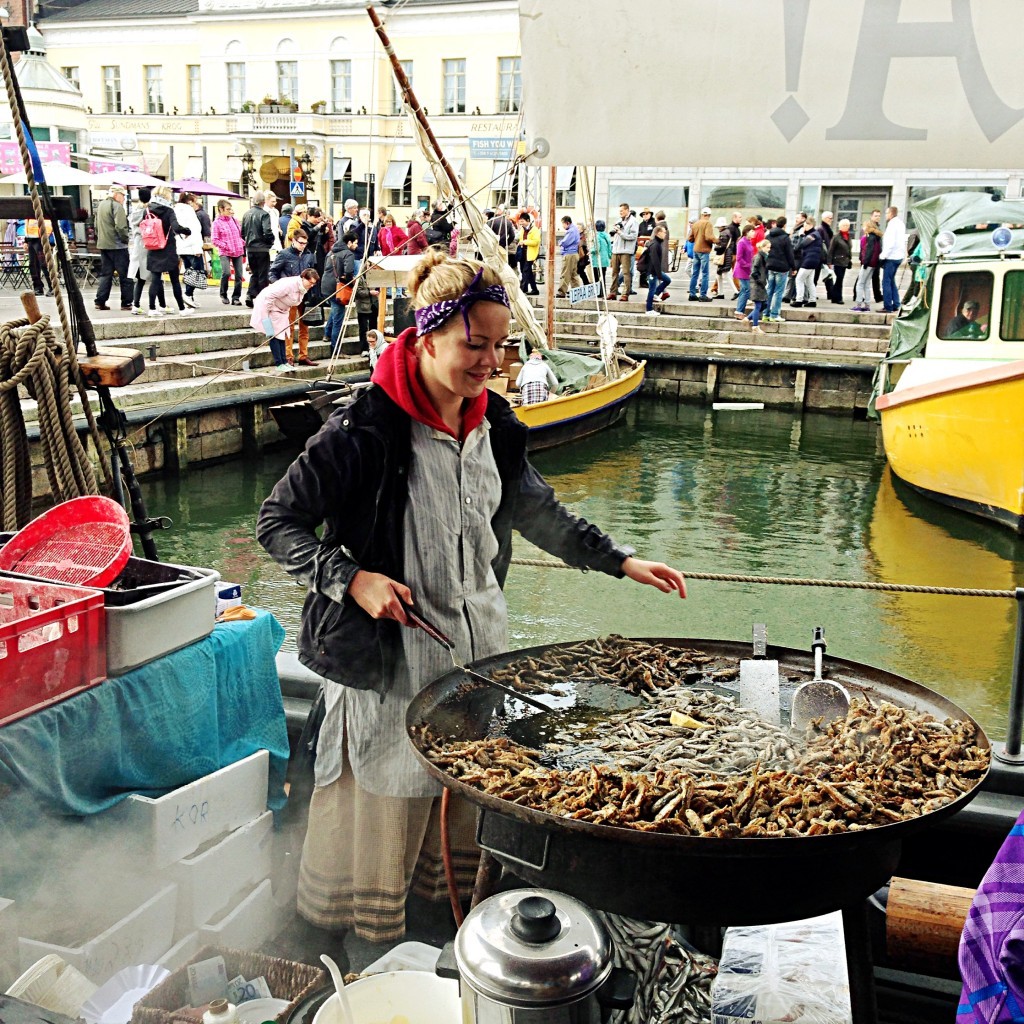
(371, 327, 487, 442)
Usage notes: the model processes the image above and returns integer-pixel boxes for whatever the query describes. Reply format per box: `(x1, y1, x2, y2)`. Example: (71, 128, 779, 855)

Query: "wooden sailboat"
(269, 4, 645, 451)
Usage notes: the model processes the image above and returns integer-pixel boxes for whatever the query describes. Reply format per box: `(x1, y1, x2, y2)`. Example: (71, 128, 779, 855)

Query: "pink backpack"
(140, 208, 166, 250)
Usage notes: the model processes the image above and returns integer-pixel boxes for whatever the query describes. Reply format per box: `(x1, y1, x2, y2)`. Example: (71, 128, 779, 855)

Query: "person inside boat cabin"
(942, 298, 988, 340)
(257, 250, 687, 952)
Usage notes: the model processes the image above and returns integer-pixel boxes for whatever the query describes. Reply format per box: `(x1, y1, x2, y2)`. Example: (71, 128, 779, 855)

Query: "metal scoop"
(402, 602, 553, 715)
(738, 623, 781, 724)
(790, 626, 851, 730)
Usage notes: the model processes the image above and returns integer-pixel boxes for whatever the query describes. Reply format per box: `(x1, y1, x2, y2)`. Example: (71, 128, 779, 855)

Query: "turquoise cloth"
(0, 609, 289, 816)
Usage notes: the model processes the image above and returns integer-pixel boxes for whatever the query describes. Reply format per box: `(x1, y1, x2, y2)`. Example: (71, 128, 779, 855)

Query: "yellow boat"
(873, 193, 1024, 533)
(513, 360, 646, 451)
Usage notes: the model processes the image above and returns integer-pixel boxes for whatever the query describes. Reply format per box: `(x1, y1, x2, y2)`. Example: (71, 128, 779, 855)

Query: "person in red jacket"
(378, 213, 409, 256)
(405, 210, 428, 255)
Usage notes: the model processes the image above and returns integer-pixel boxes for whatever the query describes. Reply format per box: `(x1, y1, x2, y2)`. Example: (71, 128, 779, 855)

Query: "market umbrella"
(0, 162, 103, 186)
(91, 169, 164, 187)
(166, 177, 240, 197)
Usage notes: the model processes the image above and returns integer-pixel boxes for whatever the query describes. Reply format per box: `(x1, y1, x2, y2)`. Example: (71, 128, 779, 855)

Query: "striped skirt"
(297, 754, 480, 942)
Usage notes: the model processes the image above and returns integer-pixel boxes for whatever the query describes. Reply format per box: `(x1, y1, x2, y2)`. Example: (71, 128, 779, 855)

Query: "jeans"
(853, 266, 873, 305)
(796, 267, 817, 303)
(734, 277, 750, 313)
(246, 250, 270, 302)
(324, 297, 346, 353)
(268, 335, 287, 366)
(747, 299, 766, 326)
(96, 247, 132, 306)
(646, 271, 671, 310)
(882, 259, 901, 310)
(219, 254, 244, 300)
(766, 270, 788, 318)
(688, 251, 710, 297)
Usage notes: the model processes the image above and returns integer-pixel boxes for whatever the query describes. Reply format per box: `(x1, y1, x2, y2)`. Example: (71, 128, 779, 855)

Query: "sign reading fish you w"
(518, 0, 1024, 168)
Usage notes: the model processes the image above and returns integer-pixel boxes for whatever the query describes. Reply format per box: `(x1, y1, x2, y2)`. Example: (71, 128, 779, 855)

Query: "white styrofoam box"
(0, 897, 17, 990)
(19, 884, 177, 988)
(159, 930, 202, 973)
(169, 810, 274, 934)
(198, 879, 278, 951)
(117, 750, 269, 869)
(107, 565, 219, 676)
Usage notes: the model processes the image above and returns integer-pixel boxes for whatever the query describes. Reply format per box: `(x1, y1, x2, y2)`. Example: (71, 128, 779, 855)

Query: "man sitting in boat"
(516, 348, 560, 404)
(942, 299, 988, 340)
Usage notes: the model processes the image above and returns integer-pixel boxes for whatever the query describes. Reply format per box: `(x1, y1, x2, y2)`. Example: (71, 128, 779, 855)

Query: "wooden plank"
(886, 876, 975, 977)
(78, 348, 146, 387)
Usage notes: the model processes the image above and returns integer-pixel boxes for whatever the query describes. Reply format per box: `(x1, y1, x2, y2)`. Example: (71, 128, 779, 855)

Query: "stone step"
(557, 320, 888, 352)
(20, 353, 368, 423)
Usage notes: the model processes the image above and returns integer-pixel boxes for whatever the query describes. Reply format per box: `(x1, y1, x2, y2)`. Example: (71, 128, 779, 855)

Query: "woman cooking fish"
(257, 249, 686, 948)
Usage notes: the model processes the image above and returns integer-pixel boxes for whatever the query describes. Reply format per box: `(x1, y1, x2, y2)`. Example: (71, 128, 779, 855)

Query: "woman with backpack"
(143, 186, 192, 316)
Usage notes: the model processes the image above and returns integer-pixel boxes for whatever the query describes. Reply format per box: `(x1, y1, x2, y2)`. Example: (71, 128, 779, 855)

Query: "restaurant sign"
(469, 138, 515, 161)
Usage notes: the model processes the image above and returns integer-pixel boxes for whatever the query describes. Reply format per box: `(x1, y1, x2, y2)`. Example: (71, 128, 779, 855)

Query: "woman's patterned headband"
(414, 268, 509, 338)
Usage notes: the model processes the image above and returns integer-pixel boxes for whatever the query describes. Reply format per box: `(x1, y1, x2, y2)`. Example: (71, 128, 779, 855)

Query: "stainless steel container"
(449, 888, 633, 1023)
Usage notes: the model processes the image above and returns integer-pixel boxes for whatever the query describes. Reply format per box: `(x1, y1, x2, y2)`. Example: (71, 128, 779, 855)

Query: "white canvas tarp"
(519, 0, 1024, 169)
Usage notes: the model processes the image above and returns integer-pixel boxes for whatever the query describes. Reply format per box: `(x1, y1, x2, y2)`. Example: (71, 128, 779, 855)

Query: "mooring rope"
(0, 314, 97, 528)
(509, 557, 1019, 599)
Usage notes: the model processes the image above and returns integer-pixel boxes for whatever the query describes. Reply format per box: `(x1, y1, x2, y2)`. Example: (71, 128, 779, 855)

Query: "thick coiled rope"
(0, 314, 97, 528)
(509, 557, 1019, 599)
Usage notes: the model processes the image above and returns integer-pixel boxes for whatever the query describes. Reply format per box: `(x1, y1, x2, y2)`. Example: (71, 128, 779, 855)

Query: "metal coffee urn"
(437, 888, 635, 1023)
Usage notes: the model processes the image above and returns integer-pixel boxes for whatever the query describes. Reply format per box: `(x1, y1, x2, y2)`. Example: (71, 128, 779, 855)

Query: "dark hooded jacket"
(256, 381, 634, 697)
(764, 226, 797, 273)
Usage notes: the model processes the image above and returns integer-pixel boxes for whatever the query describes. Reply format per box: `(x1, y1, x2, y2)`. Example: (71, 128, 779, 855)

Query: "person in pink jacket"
(250, 269, 319, 371)
(212, 198, 247, 305)
(377, 213, 409, 256)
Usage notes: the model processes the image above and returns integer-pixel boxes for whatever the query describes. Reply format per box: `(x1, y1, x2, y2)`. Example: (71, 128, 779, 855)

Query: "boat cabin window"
(936, 271, 992, 341)
(1000, 270, 1024, 341)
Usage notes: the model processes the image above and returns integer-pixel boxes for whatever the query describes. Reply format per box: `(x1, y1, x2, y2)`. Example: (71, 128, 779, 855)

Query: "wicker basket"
(131, 948, 326, 1024)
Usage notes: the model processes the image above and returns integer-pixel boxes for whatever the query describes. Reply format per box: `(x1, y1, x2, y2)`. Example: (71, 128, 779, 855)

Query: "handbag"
(710, 253, 724, 267)
(332, 255, 354, 303)
(182, 265, 208, 290)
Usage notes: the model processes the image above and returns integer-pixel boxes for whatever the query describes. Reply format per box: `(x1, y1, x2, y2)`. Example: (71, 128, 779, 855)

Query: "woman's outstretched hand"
(621, 557, 687, 598)
(348, 570, 413, 624)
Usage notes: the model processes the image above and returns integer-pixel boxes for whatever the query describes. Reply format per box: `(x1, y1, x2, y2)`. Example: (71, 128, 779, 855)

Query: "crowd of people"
(82, 186, 914, 371)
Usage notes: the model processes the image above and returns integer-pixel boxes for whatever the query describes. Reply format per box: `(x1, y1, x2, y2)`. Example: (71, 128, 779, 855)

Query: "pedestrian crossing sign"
(289, 181, 305, 197)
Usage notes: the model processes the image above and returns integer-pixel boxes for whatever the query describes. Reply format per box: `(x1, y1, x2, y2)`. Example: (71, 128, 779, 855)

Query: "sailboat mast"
(546, 165, 556, 348)
(365, 2, 462, 200)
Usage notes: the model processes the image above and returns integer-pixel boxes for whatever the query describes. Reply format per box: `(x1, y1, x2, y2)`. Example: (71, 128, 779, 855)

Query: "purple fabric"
(734, 236, 754, 280)
(413, 267, 509, 337)
(958, 812, 1024, 1021)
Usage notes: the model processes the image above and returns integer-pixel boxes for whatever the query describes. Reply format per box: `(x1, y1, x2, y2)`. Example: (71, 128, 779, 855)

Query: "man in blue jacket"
(269, 227, 318, 365)
(556, 215, 582, 298)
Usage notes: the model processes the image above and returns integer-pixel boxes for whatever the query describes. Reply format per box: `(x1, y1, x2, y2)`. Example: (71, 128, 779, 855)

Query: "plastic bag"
(711, 912, 851, 1023)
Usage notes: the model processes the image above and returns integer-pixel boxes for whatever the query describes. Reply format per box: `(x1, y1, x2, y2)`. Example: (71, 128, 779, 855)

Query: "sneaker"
(698, 296, 712, 302)
(130, 306, 142, 315)
(245, 298, 254, 307)
(734, 312, 746, 320)
(773, 316, 786, 323)
(94, 303, 110, 311)
(659, 291, 670, 301)
(183, 296, 197, 308)
(177, 307, 191, 316)
(231, 298, 243, 306)
(120, 304, 133, 311)
(752, 325, 765, 334)
(147, 308, 165, 317)
(805, 301, 817, 308)
(276, 364, 293, 372)
(688, 295, 698, 302)
(643, 309, 661, 316)
(221, 296, 230, 305)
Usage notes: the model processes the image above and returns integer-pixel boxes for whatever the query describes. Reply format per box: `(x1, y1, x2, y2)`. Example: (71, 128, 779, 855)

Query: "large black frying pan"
(407, 637, 990, 926)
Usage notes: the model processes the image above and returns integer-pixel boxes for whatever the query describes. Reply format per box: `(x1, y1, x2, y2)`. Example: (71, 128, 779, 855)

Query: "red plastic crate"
(0, 574, 106, 727)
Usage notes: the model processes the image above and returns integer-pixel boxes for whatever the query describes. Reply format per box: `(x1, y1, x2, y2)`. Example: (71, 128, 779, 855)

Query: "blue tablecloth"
(0, 609, 290, 817)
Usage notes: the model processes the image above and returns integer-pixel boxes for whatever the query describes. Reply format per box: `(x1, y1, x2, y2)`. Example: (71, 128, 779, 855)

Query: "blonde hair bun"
(408, 251, 503, 309)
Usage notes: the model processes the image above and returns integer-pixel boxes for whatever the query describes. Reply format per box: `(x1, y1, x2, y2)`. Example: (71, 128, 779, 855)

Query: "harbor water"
(140, 399, 1024, 738)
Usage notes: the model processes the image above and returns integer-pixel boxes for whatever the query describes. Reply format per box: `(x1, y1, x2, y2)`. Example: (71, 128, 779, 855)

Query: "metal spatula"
(790, 626, 851, 730)
(402, 602, 553, 714)
(738, 623, 781, 724)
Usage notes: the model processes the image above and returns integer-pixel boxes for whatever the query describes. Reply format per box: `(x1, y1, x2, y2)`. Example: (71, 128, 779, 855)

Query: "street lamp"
(237, 150, 256, 195)
(299, 150, 315, 191)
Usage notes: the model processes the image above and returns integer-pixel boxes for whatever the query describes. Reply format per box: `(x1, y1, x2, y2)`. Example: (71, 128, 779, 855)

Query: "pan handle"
(401, 599, 455, 651)
(476, 811, 551, 873)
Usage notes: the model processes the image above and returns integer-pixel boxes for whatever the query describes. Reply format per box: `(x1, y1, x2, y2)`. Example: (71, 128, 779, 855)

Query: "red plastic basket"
(0, 496, 132, 588)
(0, 575, 106, 728)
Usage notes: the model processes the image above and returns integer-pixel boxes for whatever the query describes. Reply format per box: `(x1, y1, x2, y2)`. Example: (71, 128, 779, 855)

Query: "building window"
(60, 66, 80, 90)
(391, 59, 412, 114)
(555, 167, 576, 208)
(491, 165, 520, 209)
(102, 66, 121, 114)
(497, 57, 520, 114)
(277, 61, 298, 105)
(187, 65, 202, 115)
(144, 65, 164, 114)
(442, 58, 465, 114)
(330, 60, 352, 113)
(227, 63, 246, 112)
(700, 184, 786, 223)
(383, 160, 412, 208)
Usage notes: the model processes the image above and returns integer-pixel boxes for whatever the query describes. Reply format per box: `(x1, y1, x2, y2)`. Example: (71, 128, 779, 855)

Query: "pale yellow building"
(36, 0, 584, 223)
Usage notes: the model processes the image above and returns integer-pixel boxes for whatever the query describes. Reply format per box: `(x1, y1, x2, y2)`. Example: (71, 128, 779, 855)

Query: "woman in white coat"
(173, 192, 205, 307)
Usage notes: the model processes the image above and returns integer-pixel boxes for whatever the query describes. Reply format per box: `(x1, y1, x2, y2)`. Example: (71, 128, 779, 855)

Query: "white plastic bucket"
(312, 972, 460, 1024)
